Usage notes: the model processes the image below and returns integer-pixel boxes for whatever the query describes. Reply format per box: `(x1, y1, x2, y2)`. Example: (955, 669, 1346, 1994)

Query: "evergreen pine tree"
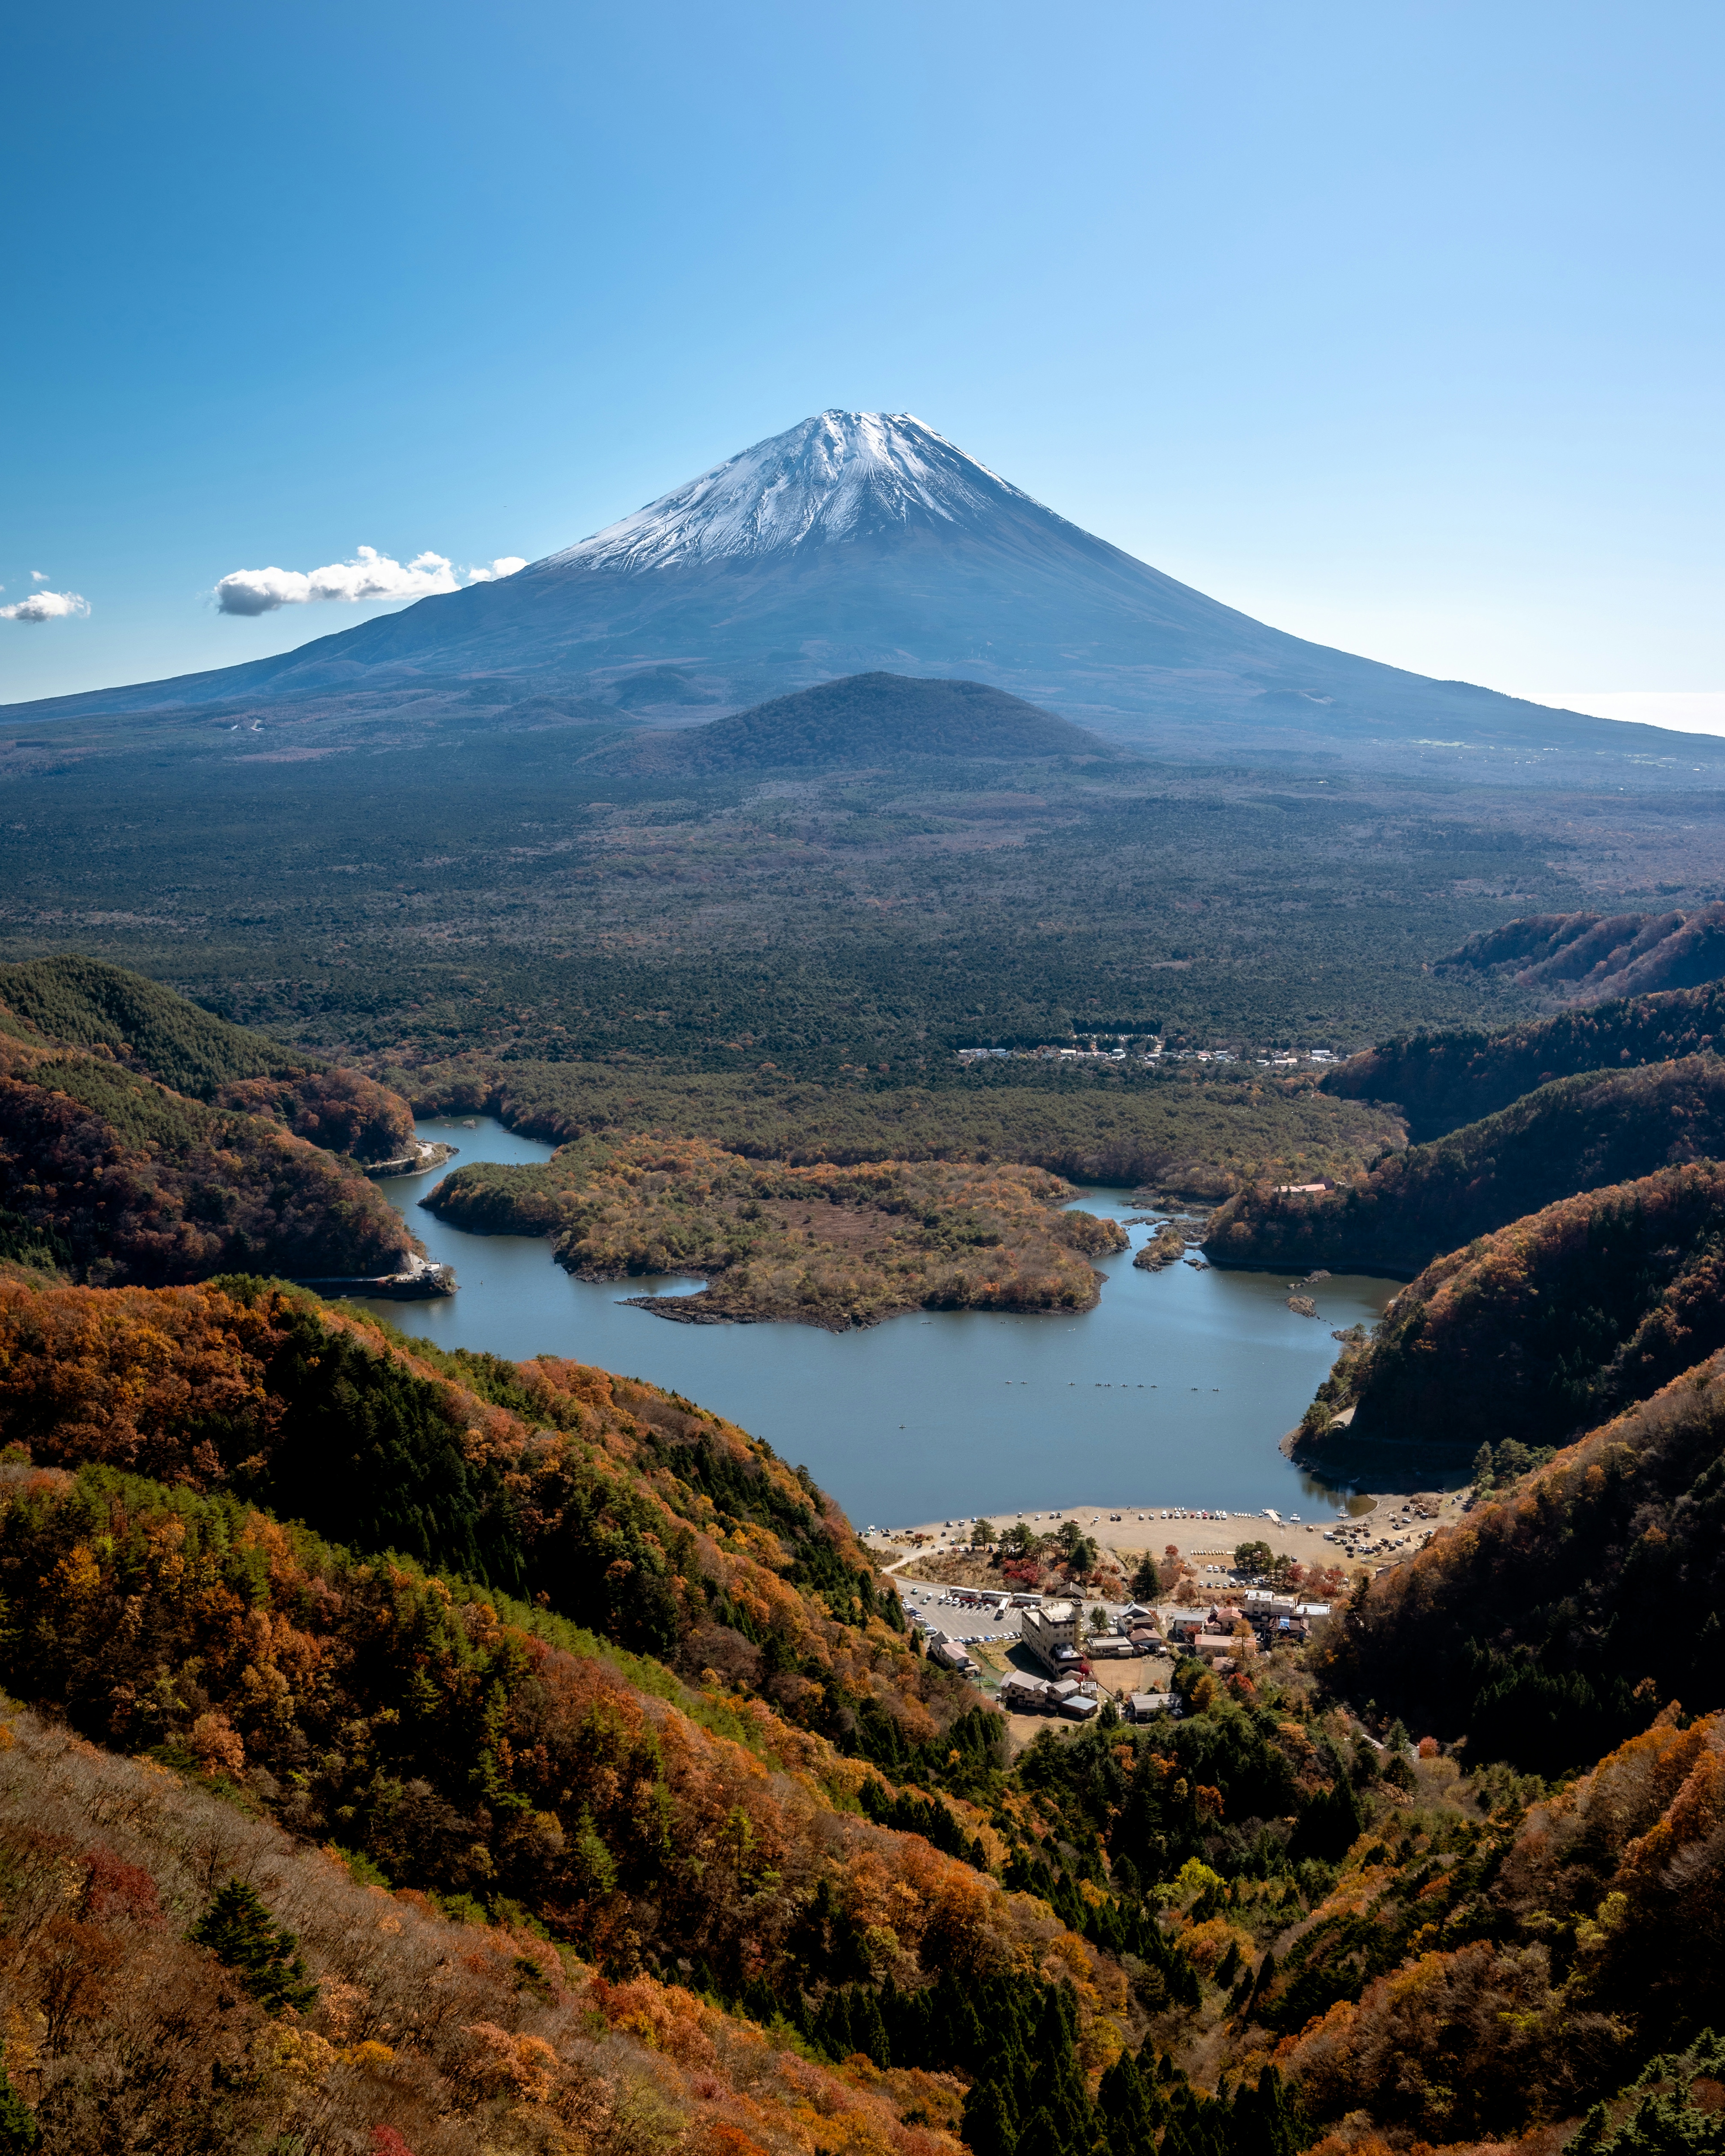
(0, 2047, 39, 2156)
(854, 1986, 891, 2070)
(814, 1986, 855, 2060)
(962, 2078, 1020, 2156)
(1228, 2065, 1298, 2156)
(1016, 2107, 1063, 2156)
(1097, 2050, 1159, 2154)
(191, 1878, 318, 2016)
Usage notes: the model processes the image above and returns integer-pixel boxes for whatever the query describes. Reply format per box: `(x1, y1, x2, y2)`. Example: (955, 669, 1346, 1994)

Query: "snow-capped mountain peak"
(539, 411, 1041, 574)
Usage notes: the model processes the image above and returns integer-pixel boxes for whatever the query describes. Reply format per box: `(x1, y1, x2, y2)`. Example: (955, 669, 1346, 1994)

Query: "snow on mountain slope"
(539, 412, 1039, 573)
(6, 409, 1680, 780)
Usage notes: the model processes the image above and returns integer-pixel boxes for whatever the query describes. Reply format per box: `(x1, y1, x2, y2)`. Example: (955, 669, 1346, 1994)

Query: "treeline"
(1321, 977, 1725, 1140)
(1208, 1055, 1725, 1277)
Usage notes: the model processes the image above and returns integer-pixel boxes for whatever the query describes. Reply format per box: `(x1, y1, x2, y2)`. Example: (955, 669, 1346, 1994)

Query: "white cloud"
(29, 570, 47, 583)
(213, 544, 527, 616)
(0, 588, 89, 623)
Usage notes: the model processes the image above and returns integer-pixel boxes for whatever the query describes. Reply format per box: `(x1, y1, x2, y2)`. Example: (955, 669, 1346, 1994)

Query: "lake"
(358, 1117, 1398, 1529)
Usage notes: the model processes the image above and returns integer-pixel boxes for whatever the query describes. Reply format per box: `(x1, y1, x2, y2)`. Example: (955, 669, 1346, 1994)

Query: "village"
(865, 1488, 1469, 1746)
(893, 1577, 1330, 1742)
(954, 1038, 1346, 1069)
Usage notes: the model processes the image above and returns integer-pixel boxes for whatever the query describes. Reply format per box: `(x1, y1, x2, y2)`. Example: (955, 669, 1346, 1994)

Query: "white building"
(1021, 1599, 1081, 1674)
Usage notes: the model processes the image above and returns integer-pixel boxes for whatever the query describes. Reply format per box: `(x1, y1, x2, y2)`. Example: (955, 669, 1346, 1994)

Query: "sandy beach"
(863, 1485, 1472, 1586)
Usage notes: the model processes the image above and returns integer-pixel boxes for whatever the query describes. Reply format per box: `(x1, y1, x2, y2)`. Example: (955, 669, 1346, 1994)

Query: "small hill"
(1208, 1055, 1725, 1277)
(609, 672, 1115, 775)
(0, 1040, 415, 1282)
(0, 958, 420, 1280)
(1438, 904, 1725, 1003)
(0, 954, 316, 1098)
(0, 954, 413, 1162)
(1320, 978, 1725, 1140)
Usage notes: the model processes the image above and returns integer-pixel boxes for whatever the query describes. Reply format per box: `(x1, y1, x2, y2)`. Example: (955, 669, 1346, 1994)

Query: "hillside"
(0, 1034, 413, 1283)
(1206, 1055, 1725, 1278)
(0, 953, 318, 1096)
(1319, 978, 1725, 1140)
(1292, 1159, 1725, 1462)
(0, 954, 414, 1159)
(1315, 1349, 1725, 1774)
(1438, 903, 1725, 1004)
(605, 674, 1112, 775)
(8, 1273, 1725, 2148)
(0, 1703, 991, 2154)
(0, 956, 424, 1283)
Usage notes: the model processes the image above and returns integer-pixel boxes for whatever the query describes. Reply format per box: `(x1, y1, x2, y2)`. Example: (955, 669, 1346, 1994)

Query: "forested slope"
(1293, 1161, 1725, 1461)
(1206, 1055, 1725, 1277)
(0, 957, 420, 1281)
(7, 1270, 1725, 2151)
(0, 1036, 413, 1282)
(1319, 979, 1725, 1140)
(1437, 901, 1725, 1005)
(0, 953, 317, 1095)
(0, 954, 414, 1158)
(1316, 1349, 1725, 1774)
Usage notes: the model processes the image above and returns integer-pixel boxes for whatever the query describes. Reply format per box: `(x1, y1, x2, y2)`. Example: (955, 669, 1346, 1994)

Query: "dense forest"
(410, 1058, 1403, 1202)
(1320, 978, 1725, 1142)
(0, 1038, 413, 1283)
(0, 691, 1613, 1076)
(1208, 1055, 1725, 1277)
(429, 1138, 1129, 1327)
(1292, 1161, 1725, 1460)
(0, 953, 414, 1158)
(5, 1272, 1725, 2153)
(1317, 1348, 1725, 1774)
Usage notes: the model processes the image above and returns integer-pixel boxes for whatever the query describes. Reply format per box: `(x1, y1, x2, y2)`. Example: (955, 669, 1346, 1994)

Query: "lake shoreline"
(864, 1484, 1472, 1585)
(363, 1115, 1407, 1529)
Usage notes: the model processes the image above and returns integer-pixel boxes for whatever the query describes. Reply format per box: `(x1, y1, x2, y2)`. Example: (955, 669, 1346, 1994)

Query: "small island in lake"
(424, 1133, 1127, 1329)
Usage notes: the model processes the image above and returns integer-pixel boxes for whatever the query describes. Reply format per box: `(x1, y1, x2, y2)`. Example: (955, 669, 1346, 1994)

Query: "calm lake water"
(358, 1117, 1398, 1530)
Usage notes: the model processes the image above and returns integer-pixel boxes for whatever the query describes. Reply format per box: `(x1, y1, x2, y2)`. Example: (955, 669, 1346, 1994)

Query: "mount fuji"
(5, 411, 1676, 763)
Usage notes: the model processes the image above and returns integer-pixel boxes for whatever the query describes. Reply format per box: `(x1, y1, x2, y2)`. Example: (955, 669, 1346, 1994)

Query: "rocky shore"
(361, 1139, 458, 1179)
(295, 1256, 457, 1300)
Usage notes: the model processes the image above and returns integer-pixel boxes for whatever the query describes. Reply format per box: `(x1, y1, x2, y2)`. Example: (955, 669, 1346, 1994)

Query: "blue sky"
(3, 0, 1720, 723)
